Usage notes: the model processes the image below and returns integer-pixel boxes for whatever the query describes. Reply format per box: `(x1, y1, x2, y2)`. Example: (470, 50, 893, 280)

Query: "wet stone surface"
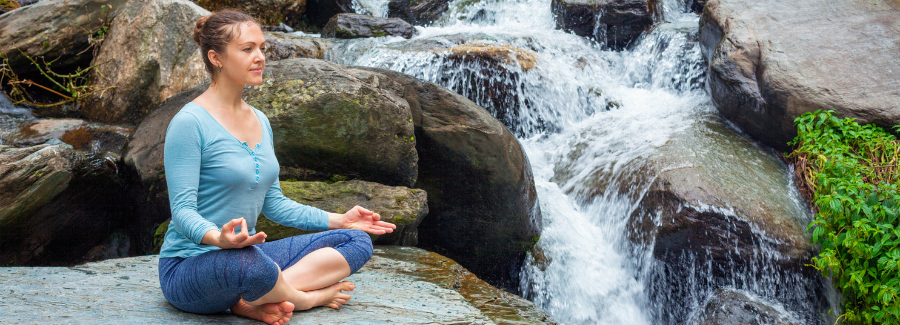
(0, 246, 554, 324)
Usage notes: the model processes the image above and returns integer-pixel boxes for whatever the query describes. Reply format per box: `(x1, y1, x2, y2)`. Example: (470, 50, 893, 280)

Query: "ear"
(207, 49, 221, 68)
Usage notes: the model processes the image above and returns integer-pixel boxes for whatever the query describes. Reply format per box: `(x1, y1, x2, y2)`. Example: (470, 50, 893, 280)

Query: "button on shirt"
(159, 102, 329, 259)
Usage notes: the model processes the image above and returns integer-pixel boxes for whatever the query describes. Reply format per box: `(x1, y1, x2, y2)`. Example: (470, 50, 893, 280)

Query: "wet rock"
(243, 59, 418, 187)
(0, 247, 556, 324)
(693, 289, 799, 325)
(264, 31, 332, 60)
(82, 0, 210, 124)
(0, 0, 129, 76)
(356, 66, 542, 290)
(388, 0, 451, 26)
(322, 13, 418, 39)
(255, 180, 429, 245)
(552, 0, 658, 50)
(0, 143, 136, 266)
(699, 0, 900, 151)
(192, 0, 306, 27)
(0, 118, 87, 147)
(690, 0, 706, 13)
(628, 120, 813, 274)
(443, 42, 538, 71)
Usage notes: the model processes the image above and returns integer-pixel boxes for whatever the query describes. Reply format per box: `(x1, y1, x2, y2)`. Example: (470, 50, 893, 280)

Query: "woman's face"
(212, 22, 266, 86)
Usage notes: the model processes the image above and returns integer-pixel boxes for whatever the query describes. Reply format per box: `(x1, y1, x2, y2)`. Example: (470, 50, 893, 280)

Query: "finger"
(374, 220, 397, 229)
(223, 218, 240, 233)
(240, 218, 249, 236)
(357, 206, 372, 215)
(362, 227, 387, 235)
(245, 232, 267, 245)
(372, 212, 381, 221)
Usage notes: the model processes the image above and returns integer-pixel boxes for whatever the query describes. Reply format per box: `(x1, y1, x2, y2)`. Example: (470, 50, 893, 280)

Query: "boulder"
(322, 13, 418, 39)
(698, 0, 900, 151)
(243, 59, 418, 187)
(0, 117, 133, 154)
(192, 0, 306, 27)
(254, 180, 429, 245)
(0, 0, 129, 76)
(0, 247, 557, 324)
(354, 66, 542, 290)
(692, 289, 799, 325)
(628, 120, 813, 274)
(82, 0, 210, 124)
(690, 0, 706, 13)
(387, 0, 451, 26)
(264, 31, 332, 60)
(551, 0, 658, 50)
(0, 143, 136, 266)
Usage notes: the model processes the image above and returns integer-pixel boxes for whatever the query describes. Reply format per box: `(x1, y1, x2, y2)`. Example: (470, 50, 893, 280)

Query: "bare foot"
(231, 299, 294, 324)
(308, 281, 355, 309)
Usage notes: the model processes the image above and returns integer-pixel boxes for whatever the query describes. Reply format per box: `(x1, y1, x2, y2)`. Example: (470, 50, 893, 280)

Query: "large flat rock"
(0, 246, 555, 324)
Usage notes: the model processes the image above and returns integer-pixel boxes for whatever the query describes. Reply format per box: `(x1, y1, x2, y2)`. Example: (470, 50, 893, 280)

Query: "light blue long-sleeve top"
(159, 101, 329, 259)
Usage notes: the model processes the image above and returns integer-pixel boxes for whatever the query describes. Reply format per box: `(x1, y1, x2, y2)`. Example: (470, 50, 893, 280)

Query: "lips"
(250, 67, 263, 73)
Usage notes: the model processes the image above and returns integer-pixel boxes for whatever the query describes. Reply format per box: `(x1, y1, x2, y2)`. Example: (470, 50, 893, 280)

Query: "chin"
(247, 77, 264, 86)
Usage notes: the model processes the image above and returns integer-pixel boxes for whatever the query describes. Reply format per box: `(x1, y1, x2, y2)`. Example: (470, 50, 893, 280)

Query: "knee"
(237, 247, 279, 300)
(335, 229, 373, 273)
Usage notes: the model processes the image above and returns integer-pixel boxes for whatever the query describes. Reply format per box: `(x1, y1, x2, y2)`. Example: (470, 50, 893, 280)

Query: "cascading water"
(326, 0, 836, 323)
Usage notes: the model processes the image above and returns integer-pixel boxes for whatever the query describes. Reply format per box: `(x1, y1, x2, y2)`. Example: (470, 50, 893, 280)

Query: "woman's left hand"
(329, 206, 397, 234)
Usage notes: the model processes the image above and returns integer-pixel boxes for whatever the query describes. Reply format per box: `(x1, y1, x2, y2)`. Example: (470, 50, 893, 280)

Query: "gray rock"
(322, 13, 418, 39)
(264, 31, 332, 60)
(0, 143, 135, 266)
(0, 0, 129, 77)
(628, 120, 813, 273)
(387, 0, 451, 26)
(243, 59, 418, 187)
(355, 66, 542, 290)
(0, 246, 556, 324)
(551, 0, 658, 50)
(692, 288, 799, 325)
(699, 0, 900, 151)
(255, 180, 428, 246)
(82, 0, 211, 124)
(0, 118, 87, 147)
(305, 0, 354, 28)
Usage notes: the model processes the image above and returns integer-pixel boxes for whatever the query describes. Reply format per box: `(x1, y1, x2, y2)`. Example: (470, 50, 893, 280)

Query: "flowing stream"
(328, 0, 834, 323)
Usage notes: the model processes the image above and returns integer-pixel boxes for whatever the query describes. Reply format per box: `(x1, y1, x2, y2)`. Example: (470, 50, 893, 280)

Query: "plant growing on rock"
(788, 110, 900, 325)
(0, 4, 115, 108)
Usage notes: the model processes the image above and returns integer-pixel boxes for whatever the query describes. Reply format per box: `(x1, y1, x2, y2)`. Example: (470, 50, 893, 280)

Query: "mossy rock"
(257, 180, 428, 245)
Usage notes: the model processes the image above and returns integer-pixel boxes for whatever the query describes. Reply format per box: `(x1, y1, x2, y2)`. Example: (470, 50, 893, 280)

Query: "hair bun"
(193, 15, 210, 45)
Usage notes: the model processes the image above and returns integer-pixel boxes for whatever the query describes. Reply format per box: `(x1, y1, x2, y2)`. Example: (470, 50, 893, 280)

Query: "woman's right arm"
(164, 112, 266, 249)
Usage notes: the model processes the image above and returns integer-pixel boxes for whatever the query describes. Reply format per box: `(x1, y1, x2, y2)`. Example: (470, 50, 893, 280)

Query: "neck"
(207, 75, 246, 113)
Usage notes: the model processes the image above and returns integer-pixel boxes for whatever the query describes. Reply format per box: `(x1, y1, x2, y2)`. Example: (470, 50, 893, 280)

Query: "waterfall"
(326, 0, 835, 323)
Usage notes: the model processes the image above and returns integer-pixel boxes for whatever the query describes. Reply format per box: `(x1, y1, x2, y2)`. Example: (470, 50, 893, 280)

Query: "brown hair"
(192, 10, 261, 81)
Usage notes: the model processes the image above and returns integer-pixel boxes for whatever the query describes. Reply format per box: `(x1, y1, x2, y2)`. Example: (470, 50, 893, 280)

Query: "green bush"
(788, 110, 900, 324)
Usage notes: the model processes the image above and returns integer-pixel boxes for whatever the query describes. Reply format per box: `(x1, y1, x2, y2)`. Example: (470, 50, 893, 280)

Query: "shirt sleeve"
(257, 110, 330, 231)
(164, 112, 219, 245)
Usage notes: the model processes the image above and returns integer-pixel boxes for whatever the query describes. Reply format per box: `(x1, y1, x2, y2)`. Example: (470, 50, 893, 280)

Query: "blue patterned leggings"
(158, 229, 373, 314)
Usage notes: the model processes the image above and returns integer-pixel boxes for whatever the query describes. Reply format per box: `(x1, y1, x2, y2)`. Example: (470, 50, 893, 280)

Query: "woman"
(158, 10, 397, 325)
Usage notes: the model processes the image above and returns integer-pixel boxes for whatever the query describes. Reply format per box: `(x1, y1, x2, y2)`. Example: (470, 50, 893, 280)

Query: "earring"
(217, 65, 221, 72)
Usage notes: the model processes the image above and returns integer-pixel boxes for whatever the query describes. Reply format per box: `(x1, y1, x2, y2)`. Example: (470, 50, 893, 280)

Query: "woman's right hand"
(201, 218, 267, 249)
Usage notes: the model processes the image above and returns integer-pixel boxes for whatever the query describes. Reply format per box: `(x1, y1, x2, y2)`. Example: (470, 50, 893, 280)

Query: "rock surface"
(692, 289, 799, 325)
(0, 118, 87, 147)
(358, 66, 542, 290)
(0, 143, 136, 266)
(0, 0, 128, 76)
(193, 0, 306, 27)
(243, 59, 418, 187)
(699, 0, 900, 151)
(255, 180, 429, 245)
(551, 0, 658, 50)
(387, 0, 451, 26)
(628, 119, 813, 273)
(264, 31, 331, 60)
(83, 0, 210, 124)
(0, 246, 556, 324)
(321, 13, 417, 39)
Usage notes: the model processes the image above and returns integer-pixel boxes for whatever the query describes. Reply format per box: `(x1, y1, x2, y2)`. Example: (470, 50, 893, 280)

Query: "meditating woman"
(157, 9, 397, 325)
